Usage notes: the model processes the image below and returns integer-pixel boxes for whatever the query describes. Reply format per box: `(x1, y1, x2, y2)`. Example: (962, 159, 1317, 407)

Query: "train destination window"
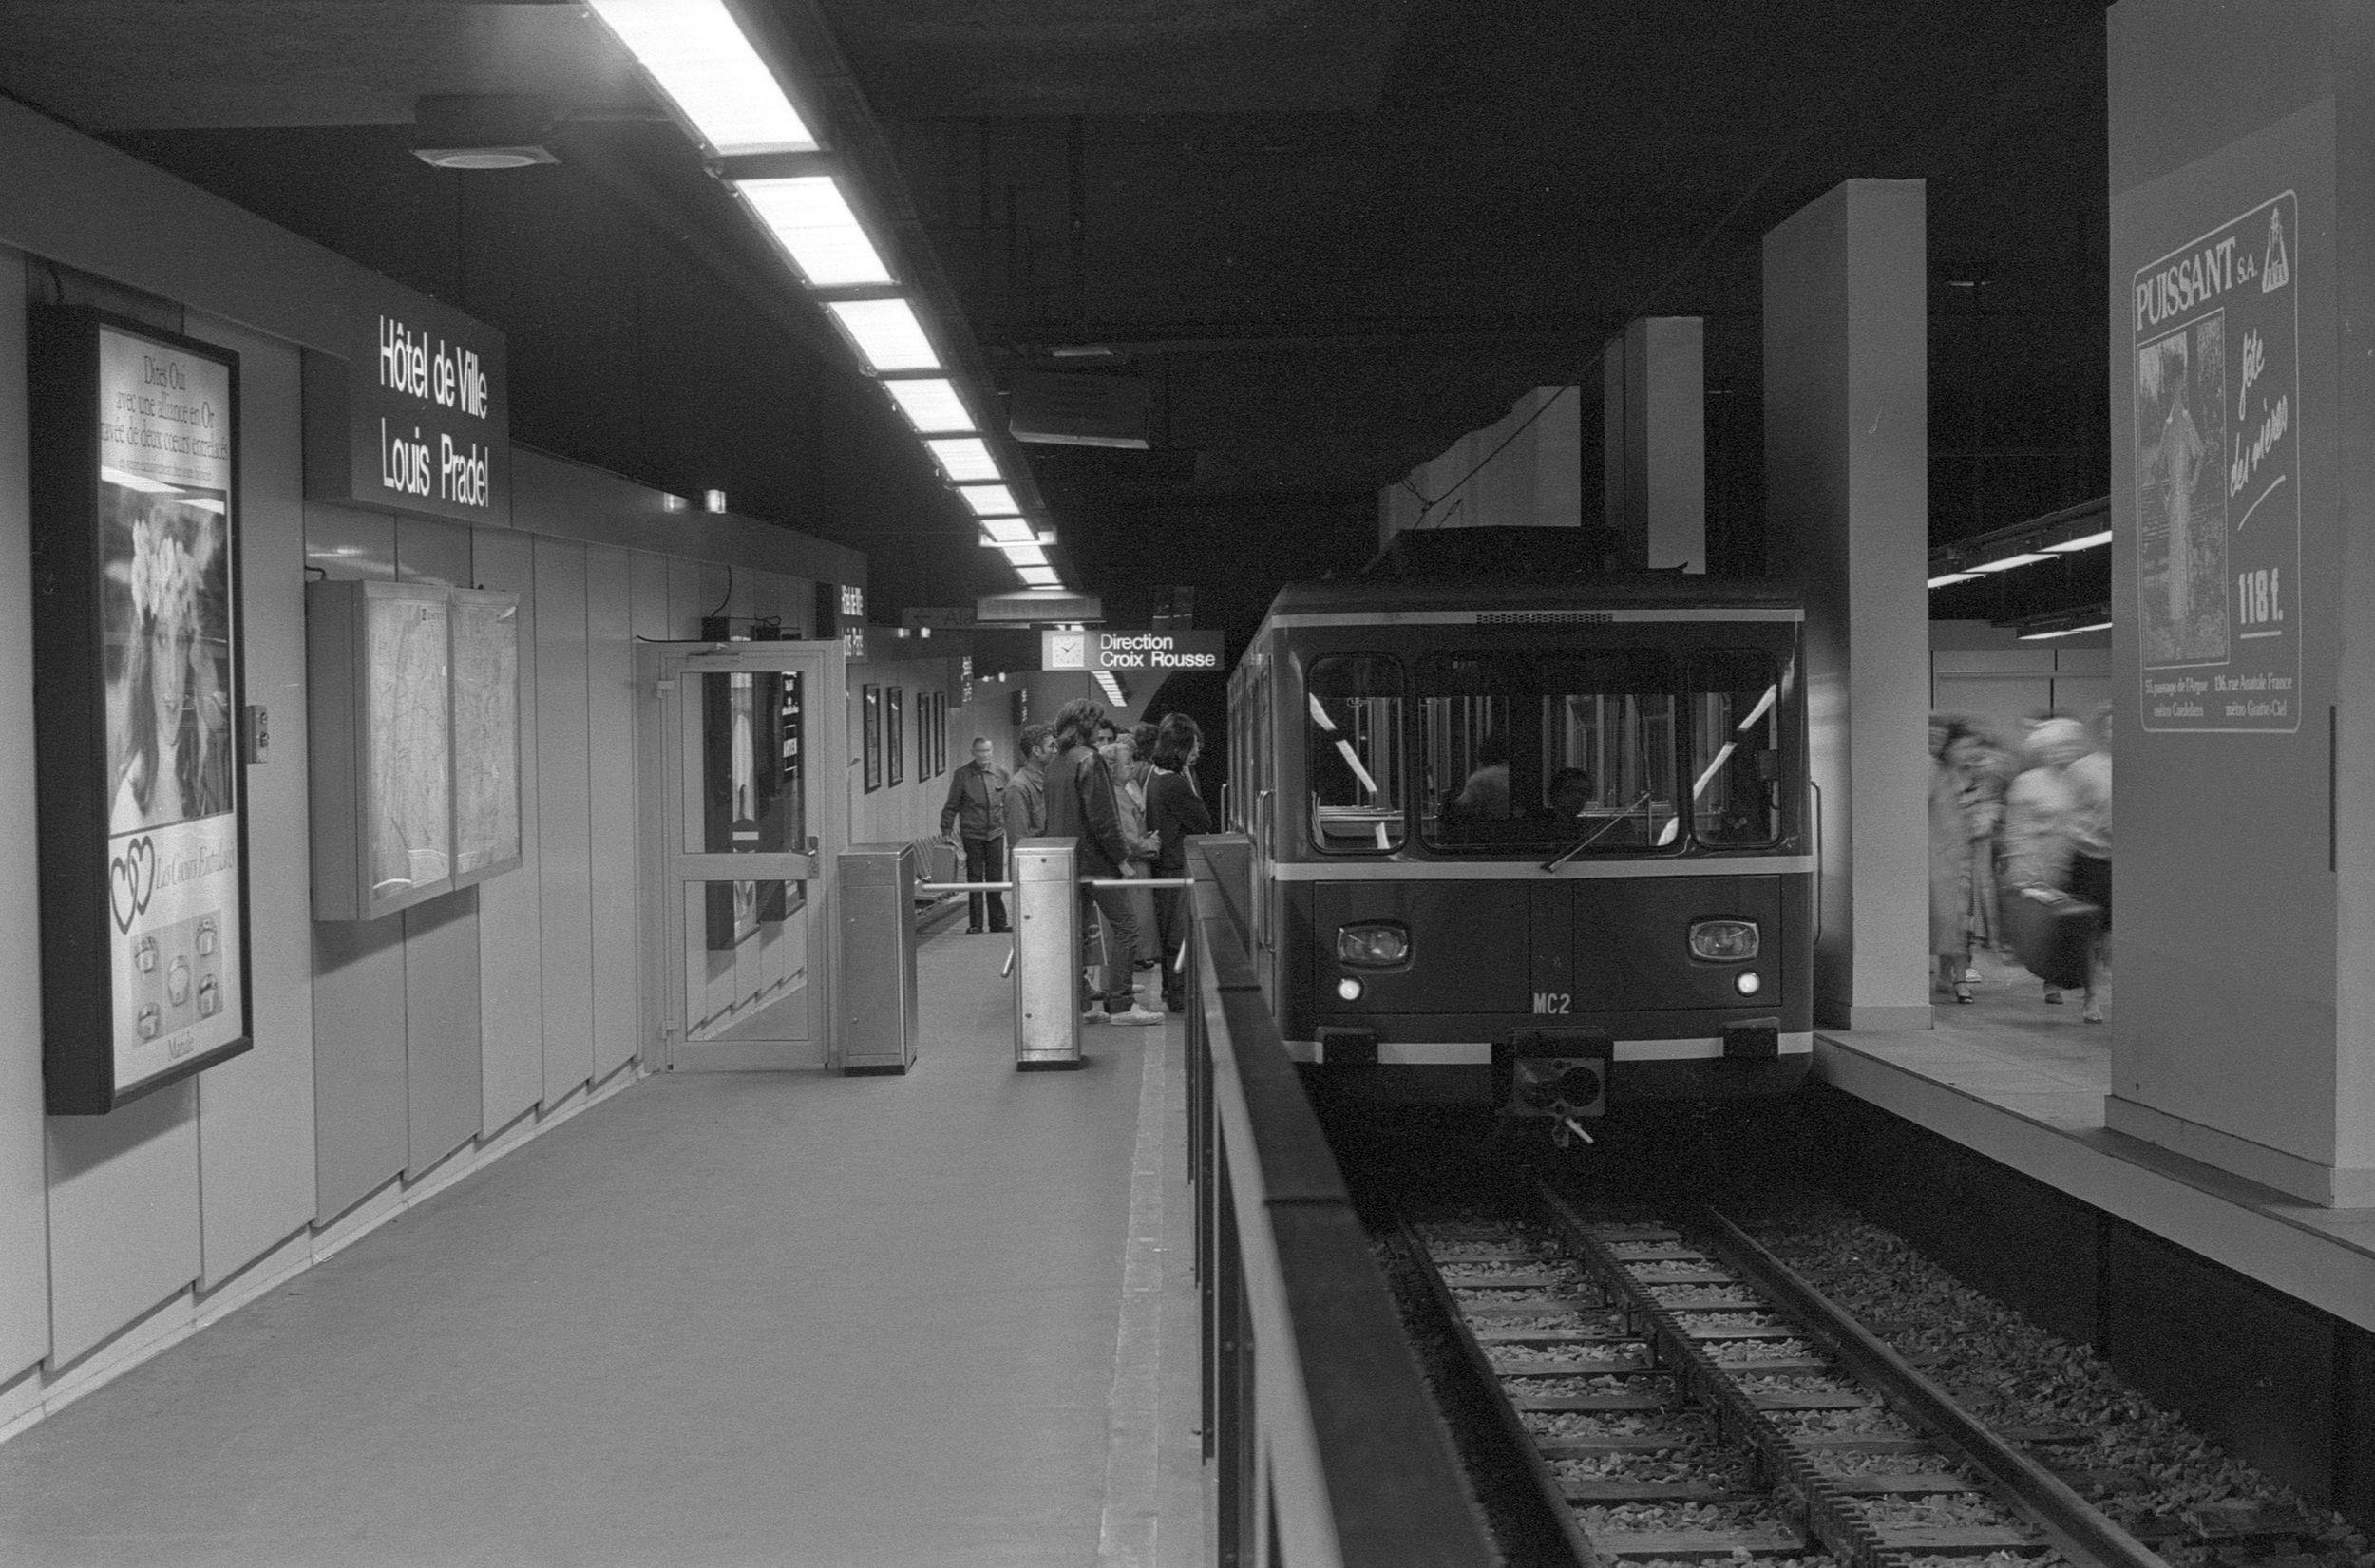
(1420, 651, 1677, 851)
(1687, 651, 1784, 848)
(1306, 654, 1405, 852)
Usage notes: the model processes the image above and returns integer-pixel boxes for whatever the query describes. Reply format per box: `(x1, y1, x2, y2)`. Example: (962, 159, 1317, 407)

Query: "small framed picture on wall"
(887, 687, 903, 786)
(861, 684, 882, 792)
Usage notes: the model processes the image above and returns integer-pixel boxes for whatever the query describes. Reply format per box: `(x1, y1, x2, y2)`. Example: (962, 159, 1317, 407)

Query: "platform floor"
(0, 926, 1204, 1568)
(1817, 948, 2375, 1335)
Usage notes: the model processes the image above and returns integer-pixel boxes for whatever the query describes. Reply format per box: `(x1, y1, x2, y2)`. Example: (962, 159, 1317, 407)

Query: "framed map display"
(307, 579, 522, 920)
(29, 308, 253, 1113)
(887, 687, 903, 786)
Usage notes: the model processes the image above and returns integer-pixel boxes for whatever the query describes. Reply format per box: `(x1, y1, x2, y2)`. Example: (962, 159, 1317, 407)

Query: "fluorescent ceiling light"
(1968, 551, 2052, 574)
(826, 298, 939, 372)
(981, 518, 1037, 544)
(2042, 530, 2114, 553)
(926, 438, 1000, 484)
(998, 543, 1049, 568)
(884, 378, 973, 433)
(958, 484, 1020, 518)
(2018, 619, 2114, 641)
(735, 177, 892, 288)
(586, 0, 817, 155)
(1927, 571, 1984, 589)
(1017, 566, 1062, 587)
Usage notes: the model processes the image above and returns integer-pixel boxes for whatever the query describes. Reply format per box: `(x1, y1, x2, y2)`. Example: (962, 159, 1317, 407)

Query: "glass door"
(649, 643, 846, 1070)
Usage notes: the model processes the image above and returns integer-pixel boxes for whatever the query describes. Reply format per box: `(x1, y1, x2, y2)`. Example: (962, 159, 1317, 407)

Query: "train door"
(640, 640, 847, 1070)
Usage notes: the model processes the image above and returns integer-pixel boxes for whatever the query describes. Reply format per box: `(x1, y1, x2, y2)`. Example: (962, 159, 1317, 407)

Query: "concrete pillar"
(2106, 0, 2374, 1205)
(1602, 317, 1705, 571)
(1762, 180, 1931, 1031)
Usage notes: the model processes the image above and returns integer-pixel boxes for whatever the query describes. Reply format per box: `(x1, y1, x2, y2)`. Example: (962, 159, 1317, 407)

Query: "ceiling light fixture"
(585, 0, 817, 156)
(1928, 571, 1984, 589)
(734, 176, 893, 287)
(980, 519, 1037, 545)
(882, 378, 974, 434)
(1018, 565, 1062, 588)
(998, 543, 1049, 568)
(925, 438, 1001, 484)
(957, 484, 1020, 518)
(1968, 551, 2053, 574)
(2042, 530, 2114, 553)
(2018, 619, 2114, 641)
(825, 298, 939, 372)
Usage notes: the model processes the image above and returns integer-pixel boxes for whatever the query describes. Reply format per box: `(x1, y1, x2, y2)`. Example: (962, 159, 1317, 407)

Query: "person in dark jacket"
(1002, 722, 1054, 844)
(1044, 698, 1162, 1025)
(940, 736, 1009, 933)
(1144, 713, 1214, 1011)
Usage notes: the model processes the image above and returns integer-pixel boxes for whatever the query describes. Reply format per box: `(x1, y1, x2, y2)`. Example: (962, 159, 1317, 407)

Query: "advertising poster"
(94, 325, 247, 1094)
(2132, 191, 2301, 731)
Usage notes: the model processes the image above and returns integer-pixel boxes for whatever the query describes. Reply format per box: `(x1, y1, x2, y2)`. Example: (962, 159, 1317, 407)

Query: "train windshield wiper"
(1540, 791, 1650, 873)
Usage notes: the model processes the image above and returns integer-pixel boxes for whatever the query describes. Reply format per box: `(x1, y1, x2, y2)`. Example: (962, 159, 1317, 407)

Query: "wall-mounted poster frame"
(862, 684, 882, 792)
(931, 690, 946, 775)
(887, 687, 904, 786)
(29, 306, 254, 1114)
(918, 690, 934, 780)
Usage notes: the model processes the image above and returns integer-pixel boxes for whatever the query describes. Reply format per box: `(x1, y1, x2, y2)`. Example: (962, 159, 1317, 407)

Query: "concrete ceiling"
(0, 0, 2116, 638)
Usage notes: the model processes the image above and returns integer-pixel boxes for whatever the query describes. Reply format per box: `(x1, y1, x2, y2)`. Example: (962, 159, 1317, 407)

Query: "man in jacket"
(1003, 723, 1054, 843)
(1043, 699, 1163, 1026)
(940, 737, 1009, 933)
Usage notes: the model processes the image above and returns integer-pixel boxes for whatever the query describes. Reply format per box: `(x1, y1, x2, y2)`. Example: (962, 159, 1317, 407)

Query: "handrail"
(1183, 835, 1493, 1567)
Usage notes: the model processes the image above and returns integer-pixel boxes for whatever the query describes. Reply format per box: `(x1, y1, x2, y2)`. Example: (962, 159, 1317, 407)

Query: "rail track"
(1402, 1189, 2173, 1568)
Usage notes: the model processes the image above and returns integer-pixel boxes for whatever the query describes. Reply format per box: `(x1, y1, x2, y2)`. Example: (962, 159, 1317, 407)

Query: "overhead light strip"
(2042, 530, 2114, 554)
(734, 177, 893, 288)
(585, 0, 817, 155)
(883, 378, 974, 434)
(925, 438, 1001, 484)
(957, 484, 1020, 518)
(825, 298, 940, 373)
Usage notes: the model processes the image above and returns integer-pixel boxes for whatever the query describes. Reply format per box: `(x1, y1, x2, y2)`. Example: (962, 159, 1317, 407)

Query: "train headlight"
(1337, 977, 1365, 1002)
(1688, 918, 1760, 961)
(1735, 972, 1762, 996)
(1336, 922, 1411, 967)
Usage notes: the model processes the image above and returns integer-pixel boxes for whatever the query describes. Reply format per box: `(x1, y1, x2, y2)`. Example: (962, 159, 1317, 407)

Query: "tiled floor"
(0, 927, 1204, 1568)
(1817, 949, 2375, 1335)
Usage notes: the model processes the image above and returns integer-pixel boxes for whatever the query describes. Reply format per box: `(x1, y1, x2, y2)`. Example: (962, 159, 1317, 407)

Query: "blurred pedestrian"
(939, 736, 1009, 934)
(1045, 699, 1162, 1027)
(1103, 733, 1163, 1010)
(1146, 714, 1213, 1011)
(1928, 715, 1985, 1002)
(2064, 703, 2113, 1023)
(2000, 716, 2092, 1003)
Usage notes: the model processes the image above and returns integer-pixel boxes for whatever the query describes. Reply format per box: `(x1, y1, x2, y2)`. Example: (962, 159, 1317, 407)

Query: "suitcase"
(2000, 885, 2101, 991)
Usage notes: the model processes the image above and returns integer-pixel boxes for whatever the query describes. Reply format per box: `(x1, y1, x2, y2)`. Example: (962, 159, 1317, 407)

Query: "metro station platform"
(0, 928, 1204, 1568)
(1813, 952, 2375, 1339)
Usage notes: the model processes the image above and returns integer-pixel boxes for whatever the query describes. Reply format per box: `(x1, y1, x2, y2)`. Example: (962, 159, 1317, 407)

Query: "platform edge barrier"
(1184, 838, 1494, 1568)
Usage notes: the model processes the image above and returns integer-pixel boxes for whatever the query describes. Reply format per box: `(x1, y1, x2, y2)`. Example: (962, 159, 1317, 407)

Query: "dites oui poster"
(32, 310, 252, 1112)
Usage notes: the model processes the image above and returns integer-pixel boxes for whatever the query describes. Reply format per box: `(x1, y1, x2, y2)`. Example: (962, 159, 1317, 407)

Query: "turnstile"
(837, 842, 920, 1073)
(1011, 838, 1082, 1070)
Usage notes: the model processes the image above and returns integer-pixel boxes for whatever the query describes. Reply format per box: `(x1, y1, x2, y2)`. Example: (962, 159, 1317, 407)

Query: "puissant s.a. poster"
(2132, 191, 2301, 731)
(95, 323, 247, 1095)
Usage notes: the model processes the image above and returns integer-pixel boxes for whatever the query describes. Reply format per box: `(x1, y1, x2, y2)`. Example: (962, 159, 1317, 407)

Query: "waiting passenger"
(1003, 722, 1054, 843)
(2063, 703, 2112, 1024)
(940, 736, 1010, 935)
(1146, 715, 1214, 1012)
(1102, 734, 1163, 1009)
(1999, 716, 2092, 1007)
(1045, 699, 1163, 1027)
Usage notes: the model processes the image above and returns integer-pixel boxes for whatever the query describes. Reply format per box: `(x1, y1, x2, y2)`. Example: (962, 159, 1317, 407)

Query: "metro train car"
(1224, 538, 1814, 1123)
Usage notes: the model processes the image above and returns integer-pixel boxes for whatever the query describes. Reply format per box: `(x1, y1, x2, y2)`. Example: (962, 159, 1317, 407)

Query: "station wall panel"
(533, 538, 596, 1105)
(630, 552, 672, 1062)
(402, 890, 483, 1177)
(304, 503, 410, 1224)
(585, 545, 638, 1080)
(0, 249, 51, 1381)
(186, 312, 316, 1290)
(471, 528, 545, 1136)
(45, 1086, 203, 1367)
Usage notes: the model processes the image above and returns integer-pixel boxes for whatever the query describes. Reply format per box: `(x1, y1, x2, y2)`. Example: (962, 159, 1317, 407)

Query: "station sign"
(304, 291, 509, 526)
(1042, 628, 1225, 673)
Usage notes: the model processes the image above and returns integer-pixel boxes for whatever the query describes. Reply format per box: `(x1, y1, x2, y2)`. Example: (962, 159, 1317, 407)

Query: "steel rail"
(1691, 1205, 2171, 1568)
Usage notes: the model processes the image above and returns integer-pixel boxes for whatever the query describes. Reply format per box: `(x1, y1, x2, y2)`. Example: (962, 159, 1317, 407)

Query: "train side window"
(1687, 650, 1782, 848)
(1306, 655, 1405, 852)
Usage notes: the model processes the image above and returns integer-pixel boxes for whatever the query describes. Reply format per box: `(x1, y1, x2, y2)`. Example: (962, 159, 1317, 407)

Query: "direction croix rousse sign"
(303, 287, 509, 526)
(1042, 628, 1225, 673)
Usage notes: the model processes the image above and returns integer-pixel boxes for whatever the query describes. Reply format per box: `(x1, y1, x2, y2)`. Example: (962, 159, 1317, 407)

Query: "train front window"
(1420, 651, 1677, 851)
(1687, 651, 1784, 848)
(1307, 654, 1405, 852)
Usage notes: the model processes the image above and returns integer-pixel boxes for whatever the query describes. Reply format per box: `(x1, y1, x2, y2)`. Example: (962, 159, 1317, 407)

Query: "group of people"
(939, 698, 1213, 1025)
(1928, 703, 2114, 1022)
